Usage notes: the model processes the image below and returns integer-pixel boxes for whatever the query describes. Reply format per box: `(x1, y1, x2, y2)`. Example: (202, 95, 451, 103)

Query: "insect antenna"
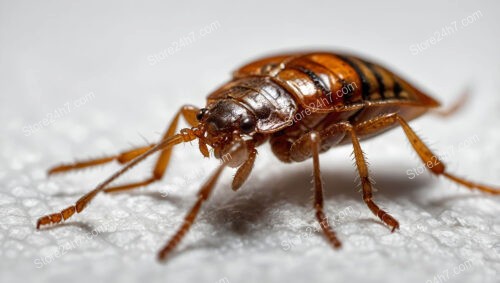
(36, 128, 200, 229)
(87, 129, 199, 195)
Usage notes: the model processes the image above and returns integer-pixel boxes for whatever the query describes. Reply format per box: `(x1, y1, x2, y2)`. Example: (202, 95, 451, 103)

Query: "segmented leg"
(231, 143, 257, 191)
(355, 113, 500, 194)
(157, 163, 226, 260)
(105, 105, 199, 193)
(36, 129, 198, 229)
(52, 105, 199, 193)
(314, 122, 400, 231)
(292, 131, 342, 247)
(432, 91, 468, 117)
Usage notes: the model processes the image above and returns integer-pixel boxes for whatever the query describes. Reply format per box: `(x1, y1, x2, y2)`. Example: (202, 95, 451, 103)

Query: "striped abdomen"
(233, 52, 440, 112)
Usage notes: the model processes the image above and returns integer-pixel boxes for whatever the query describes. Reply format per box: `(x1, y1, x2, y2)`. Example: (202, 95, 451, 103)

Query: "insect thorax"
(210, 77, 298, 133)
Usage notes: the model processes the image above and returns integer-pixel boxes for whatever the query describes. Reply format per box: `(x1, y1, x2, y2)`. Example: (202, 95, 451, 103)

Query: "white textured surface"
(1, 1, 499, 283)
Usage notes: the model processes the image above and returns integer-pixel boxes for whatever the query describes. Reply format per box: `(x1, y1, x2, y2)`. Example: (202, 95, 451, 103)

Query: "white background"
(1, 1, 499, 283)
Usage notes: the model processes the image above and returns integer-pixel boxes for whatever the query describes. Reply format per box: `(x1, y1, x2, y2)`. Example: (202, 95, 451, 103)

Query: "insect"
(37, 51, 500, 261)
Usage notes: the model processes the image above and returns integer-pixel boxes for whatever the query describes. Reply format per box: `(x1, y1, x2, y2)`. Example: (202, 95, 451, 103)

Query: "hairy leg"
(355, 113, 500, 194)
(102, 105, 199, 193)
(291, 131, 342, 247)
(48, 105, 199, 195)
(157, 163, 226, 260)
(36, 128, 198, 228)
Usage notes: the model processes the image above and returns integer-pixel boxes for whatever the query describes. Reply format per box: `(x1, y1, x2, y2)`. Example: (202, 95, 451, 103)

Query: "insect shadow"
(40, 161, 479, 259)
(156, 162, 431, 257)
(111, 161, 432, 231)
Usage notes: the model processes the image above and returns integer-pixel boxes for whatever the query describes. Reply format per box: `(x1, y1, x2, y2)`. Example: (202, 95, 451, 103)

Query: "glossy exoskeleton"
(37, 51, 500, 261)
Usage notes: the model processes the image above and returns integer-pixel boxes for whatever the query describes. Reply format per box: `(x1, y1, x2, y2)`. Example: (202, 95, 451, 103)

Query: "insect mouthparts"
(37, 51, 499, 263)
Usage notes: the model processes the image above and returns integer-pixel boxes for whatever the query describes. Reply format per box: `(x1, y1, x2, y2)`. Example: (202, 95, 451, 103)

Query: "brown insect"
(37, 51, 500, 261)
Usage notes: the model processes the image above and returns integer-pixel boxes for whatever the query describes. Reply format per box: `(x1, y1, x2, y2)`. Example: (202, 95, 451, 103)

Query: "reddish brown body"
(37, 51, 499, 261)
(206, 52, 439, 162)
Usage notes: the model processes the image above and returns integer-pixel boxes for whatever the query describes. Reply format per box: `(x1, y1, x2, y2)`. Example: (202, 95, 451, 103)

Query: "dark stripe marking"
(292, 66, 332, 98)
(339, 78, 354, 104)
(393, 80, 402, 98)
(337, 55, 371, 100)
(363, 61, 386, 100)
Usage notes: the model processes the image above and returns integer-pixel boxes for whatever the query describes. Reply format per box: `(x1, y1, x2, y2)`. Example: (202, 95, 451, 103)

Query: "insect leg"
(356, 113, 500, 194)
(36, 131, 197, 229)
(298, 122, 400, 231)
(336, 122, 400, 232)
(47, 105, 199, 177)
(431, 91, 469, 117)
(289, 131, 342, 248)
(157, 163, 226, 261)
(310, 131, 342, 247)
(232, 143, 257, 191)
(356, 114, 500, 194)
(102, 105, 200, 193)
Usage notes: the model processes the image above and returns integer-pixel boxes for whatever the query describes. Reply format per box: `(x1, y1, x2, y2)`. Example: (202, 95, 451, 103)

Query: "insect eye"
(196, 108, 208, 121)
(240, 117, 255, 134)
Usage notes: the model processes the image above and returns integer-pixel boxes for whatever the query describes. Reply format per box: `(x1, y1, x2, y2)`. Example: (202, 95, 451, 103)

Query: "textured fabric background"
(1, 1, 499, 283)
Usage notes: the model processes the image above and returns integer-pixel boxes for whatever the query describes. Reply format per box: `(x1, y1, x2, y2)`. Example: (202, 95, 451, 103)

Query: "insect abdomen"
(234, 52, 440, 111)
